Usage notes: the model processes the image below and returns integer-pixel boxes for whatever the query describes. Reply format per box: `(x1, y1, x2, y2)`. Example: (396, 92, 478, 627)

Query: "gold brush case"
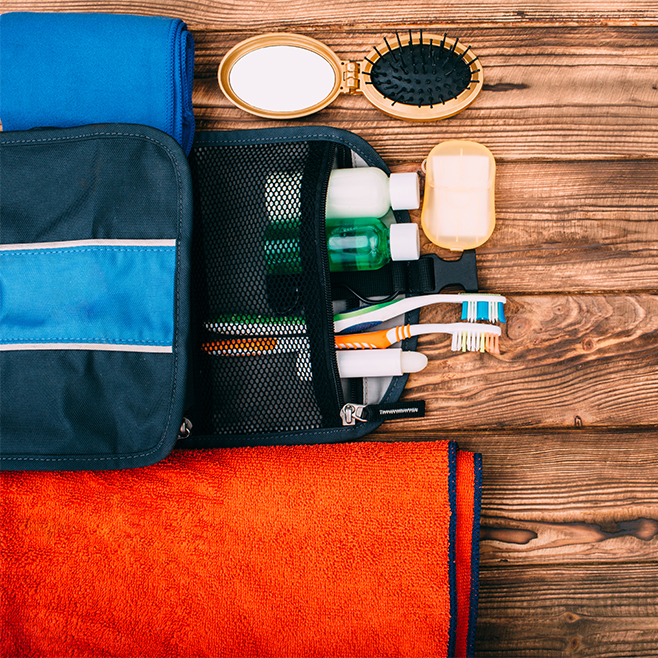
(218, 32, 483, 122)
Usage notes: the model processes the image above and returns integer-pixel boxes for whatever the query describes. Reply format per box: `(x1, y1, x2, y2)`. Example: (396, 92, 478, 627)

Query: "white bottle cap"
(389, 223, 421, 262)
(389, 172, 420, 210)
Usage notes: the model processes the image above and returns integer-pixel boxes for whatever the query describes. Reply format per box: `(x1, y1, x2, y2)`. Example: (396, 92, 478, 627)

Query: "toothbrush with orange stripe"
(335, 322, 501, 354)
(202, 336, 308, 355)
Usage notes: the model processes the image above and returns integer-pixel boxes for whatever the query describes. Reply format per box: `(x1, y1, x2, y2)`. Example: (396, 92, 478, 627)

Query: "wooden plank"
(5, 2, 658, 29)
(370, 294, 658, 430)
(390, 431, 658, 566)
(395, 159, 658, 294)
(190, 27, 658, 161)
(480, 516, 658, 567)
(476, 563, 658, 657)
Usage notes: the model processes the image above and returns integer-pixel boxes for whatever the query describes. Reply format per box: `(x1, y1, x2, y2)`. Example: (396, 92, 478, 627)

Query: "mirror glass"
(229, 46, 337, 113)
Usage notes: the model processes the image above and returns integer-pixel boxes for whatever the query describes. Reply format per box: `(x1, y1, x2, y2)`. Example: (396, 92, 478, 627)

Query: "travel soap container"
(421, 140, 496, 251)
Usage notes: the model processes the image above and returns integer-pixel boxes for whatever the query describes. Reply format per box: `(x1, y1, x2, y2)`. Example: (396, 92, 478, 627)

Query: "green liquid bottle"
(325, 217, 420, 272)
(264, 217, 420, 274)
(263, 217, 302, 275)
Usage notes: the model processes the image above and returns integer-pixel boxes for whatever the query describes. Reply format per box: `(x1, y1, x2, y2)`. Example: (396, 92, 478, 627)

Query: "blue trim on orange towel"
(467, 452, 483, 658)
(447, 440, 458, 658)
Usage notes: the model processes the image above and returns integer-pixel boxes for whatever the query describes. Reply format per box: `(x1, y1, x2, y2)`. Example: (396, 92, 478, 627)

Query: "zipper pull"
(177, 417, 193, 440)
(340, 401, 425, 426)
(340, 404, 368, 426)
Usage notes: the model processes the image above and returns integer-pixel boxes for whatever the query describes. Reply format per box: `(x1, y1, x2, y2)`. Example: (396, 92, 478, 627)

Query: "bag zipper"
(316, 166, 345, 416)
(177, 417, 193, 439)
(340, 401, 426, 426)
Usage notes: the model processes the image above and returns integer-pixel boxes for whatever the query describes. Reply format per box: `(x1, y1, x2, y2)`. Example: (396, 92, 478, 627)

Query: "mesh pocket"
(189, 138, 342, 436)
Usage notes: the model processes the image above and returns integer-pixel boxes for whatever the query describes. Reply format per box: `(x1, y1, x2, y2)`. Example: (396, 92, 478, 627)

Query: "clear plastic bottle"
(264, 217, 419, 274)
(325, 217, 420, 272)
(325, 168, 420, 219)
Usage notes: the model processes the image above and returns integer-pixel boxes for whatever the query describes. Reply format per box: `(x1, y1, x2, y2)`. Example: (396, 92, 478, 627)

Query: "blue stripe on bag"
(0, 241, 177, 352)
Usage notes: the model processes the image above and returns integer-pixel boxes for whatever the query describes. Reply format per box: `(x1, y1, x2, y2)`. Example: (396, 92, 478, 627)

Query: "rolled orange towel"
(0, 440, 481, 658)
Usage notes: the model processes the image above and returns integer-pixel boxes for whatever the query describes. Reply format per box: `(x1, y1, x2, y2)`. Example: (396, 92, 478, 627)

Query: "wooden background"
(4, 1, 658, 655)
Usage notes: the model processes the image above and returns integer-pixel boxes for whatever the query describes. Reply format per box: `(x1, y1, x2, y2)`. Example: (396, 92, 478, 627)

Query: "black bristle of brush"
(369, 31, 476, 107)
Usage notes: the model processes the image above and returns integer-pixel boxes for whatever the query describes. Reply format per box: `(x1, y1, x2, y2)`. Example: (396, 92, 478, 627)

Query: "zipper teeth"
(317, 166, 345, 411)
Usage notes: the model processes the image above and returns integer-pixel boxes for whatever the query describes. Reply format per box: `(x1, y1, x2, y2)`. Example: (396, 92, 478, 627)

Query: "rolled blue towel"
(0, 12, 195, 153)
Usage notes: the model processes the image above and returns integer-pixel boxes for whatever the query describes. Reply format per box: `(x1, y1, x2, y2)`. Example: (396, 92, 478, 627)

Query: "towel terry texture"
(0, 440, 481, 658)
(0, 12, 195, 153)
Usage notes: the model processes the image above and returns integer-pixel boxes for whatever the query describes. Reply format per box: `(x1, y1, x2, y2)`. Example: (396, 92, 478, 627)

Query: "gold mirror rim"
(217, 33, 343, 120)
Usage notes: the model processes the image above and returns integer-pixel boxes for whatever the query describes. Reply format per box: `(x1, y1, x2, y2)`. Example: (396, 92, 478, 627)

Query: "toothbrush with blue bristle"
(333, 293, 506, 334)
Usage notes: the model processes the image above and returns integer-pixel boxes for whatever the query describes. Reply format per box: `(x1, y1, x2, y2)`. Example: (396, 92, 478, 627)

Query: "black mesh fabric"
(189, 138, 343, 437)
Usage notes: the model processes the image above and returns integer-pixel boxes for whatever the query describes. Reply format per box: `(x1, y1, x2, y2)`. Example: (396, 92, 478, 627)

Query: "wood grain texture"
(4, 1, 658, 28)
(372, 294, 658, 431)
(398, 159, 658, 294)
(190, 27, 658, 161)
(476, 564, 658, 657)
(394, 432, 658, 565)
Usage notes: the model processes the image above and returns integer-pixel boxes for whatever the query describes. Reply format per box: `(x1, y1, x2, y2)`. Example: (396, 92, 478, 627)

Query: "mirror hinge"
(340, 60, 361, 94)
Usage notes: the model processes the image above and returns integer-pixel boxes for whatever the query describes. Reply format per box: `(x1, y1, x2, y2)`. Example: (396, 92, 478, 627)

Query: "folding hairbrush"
(219, 30, 483, 121)
(362, 30, 482, 120)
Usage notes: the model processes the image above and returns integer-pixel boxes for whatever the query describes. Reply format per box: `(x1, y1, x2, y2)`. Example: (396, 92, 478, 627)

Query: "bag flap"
(0, 124, 192, 470)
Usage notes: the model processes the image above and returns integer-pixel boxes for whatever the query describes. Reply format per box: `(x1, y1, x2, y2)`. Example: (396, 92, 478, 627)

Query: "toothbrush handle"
(335, 325, 412, 349)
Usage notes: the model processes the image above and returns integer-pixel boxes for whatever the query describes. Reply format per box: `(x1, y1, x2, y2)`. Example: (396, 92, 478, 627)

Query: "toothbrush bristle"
(451, 328, 500, 355)
(460, 298, 507, 324)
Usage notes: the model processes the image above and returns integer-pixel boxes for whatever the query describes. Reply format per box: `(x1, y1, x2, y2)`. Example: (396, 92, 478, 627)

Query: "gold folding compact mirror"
(218, 31, 483, 121)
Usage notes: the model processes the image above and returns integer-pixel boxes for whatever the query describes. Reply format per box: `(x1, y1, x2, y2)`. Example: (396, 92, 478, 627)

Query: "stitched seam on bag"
(0, 247, 174, 256)
(0, 341, 170, 346)
(193, 131, 384, 174)
(166, 19, 176, 141)
(1, 130, 180, 147)
(219, 422, 380, 444)
(1, 129, 185, 463)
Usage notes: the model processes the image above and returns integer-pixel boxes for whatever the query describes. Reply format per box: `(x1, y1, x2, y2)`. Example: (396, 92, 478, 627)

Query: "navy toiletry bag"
(1, 124, 427, 470)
